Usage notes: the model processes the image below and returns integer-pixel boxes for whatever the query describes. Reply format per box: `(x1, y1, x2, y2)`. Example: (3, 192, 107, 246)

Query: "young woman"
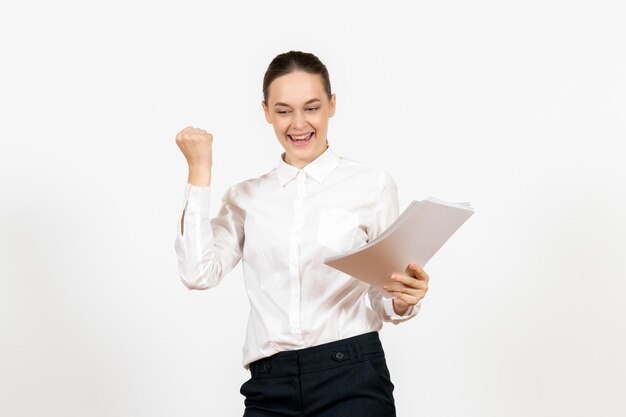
(175, 50, 430, 417)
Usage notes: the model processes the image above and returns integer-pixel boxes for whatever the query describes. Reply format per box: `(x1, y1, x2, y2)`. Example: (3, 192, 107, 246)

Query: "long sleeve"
(174, 183, 245, 290)
(366, 170, 421, 324)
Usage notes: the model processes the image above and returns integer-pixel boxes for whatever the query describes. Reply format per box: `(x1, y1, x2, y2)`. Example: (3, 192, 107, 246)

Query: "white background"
(1, 1, 625, 416)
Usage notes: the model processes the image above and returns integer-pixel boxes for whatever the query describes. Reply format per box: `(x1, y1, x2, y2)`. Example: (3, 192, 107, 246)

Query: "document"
(323, 196, 475, 296)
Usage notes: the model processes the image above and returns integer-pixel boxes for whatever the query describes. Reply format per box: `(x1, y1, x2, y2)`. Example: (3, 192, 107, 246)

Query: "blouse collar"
(276, 144, 341, 187)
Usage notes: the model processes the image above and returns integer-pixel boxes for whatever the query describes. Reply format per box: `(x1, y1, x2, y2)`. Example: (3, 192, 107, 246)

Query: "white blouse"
(174, 145, 420, 370)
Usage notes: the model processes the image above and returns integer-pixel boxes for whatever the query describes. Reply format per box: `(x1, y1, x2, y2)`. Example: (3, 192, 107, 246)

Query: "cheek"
(313, 113, 328, 126)
(280, 117, 292, 129)
(272, 120, 289, 134)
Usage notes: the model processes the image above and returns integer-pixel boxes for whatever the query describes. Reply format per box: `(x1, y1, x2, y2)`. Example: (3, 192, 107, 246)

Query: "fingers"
(175, 126, 214, 170)
(383, 263, 430, 300)
(385, 283, 426, 305)
(406, 262, 429, 282)
(176, 126, 213, 143)
(385, 279, 427, 294)
(389, 291, 420, 305)
(175, 126, 195, 141)
(388, 272, 427, 289)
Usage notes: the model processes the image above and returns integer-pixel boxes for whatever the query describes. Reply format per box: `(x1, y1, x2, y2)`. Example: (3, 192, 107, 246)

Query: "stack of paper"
(323, 196, 474, 296)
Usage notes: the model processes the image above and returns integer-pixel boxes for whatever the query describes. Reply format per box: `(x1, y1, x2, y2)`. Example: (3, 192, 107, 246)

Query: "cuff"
(382, 296, 421, 323)
(183, 183, 211, 215)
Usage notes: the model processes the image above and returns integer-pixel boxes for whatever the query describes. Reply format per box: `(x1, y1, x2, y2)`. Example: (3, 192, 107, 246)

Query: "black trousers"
(240, 331, 396, 417)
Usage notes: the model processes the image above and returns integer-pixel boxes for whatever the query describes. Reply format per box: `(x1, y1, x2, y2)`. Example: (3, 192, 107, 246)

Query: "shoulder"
(337, 155, 396, 186)
(224, 167, 276, 199)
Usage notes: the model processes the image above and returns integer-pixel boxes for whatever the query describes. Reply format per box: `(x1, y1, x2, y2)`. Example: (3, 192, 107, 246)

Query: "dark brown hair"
(262, 50, 332, 104)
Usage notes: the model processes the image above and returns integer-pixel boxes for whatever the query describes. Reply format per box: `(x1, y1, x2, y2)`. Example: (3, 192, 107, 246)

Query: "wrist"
(188, 169, 212, 187)
(392, 298, 409, 316)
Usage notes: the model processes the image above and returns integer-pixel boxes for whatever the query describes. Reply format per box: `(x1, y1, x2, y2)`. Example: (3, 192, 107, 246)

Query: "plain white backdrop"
(1, 1, 624, 416)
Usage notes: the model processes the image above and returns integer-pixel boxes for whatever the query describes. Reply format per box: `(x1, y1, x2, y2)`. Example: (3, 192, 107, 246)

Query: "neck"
(283, 143, 329, 169)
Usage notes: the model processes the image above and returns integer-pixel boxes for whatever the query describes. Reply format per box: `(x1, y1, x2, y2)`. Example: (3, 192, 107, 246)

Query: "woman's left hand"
(383, 263, 429, 315)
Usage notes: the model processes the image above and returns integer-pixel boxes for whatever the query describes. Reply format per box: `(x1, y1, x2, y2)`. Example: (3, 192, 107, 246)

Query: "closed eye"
(276, 107, 318, 115)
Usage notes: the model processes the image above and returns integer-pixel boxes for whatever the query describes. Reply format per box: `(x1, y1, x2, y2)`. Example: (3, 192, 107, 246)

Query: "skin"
(261, 70, 335, 168)
(384, 263, 429, 315)
(175, 70, 429, 315)
(176, 126, 213, 187)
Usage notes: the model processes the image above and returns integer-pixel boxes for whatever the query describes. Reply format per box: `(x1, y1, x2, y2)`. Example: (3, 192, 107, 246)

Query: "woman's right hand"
(175, 126, 213, 186)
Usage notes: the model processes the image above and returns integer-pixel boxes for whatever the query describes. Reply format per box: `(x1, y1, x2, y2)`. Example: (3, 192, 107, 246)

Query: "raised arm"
(174, 126, 244, 290)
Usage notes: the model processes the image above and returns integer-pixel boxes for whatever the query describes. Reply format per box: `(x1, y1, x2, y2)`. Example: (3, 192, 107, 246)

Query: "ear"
(329, 94, 336, 118)
(262, 100, 272, 124)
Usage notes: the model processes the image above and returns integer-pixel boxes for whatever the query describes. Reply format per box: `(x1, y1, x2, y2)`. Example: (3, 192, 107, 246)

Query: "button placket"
(288, 170, 307, 336)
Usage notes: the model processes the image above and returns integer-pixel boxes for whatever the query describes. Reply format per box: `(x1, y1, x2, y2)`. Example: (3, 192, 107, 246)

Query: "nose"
(292, 110, 308, 130)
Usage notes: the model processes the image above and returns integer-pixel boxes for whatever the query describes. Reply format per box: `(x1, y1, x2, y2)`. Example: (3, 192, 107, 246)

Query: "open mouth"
(288, 132, 314, 146)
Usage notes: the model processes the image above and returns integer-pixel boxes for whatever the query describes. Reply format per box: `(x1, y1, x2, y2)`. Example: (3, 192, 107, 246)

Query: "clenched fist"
(175, 126, 213, 186)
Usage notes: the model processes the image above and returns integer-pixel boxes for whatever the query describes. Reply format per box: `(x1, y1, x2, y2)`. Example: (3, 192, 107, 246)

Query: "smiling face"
(262, 71, 336, 168)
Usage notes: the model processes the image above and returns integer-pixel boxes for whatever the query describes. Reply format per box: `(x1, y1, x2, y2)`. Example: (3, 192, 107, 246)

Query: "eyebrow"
(273, 98, 321, 107)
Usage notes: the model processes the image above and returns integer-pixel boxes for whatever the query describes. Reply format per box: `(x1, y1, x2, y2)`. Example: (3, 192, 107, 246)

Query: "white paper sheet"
(323, 196, 475, 296)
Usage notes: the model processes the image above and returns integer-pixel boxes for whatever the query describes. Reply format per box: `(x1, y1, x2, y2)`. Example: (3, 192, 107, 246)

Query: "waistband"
(249, 331, 385, 379)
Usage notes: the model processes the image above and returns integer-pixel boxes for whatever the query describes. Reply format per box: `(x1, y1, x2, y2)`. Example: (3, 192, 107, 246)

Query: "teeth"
(291, 133, 312, 140)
